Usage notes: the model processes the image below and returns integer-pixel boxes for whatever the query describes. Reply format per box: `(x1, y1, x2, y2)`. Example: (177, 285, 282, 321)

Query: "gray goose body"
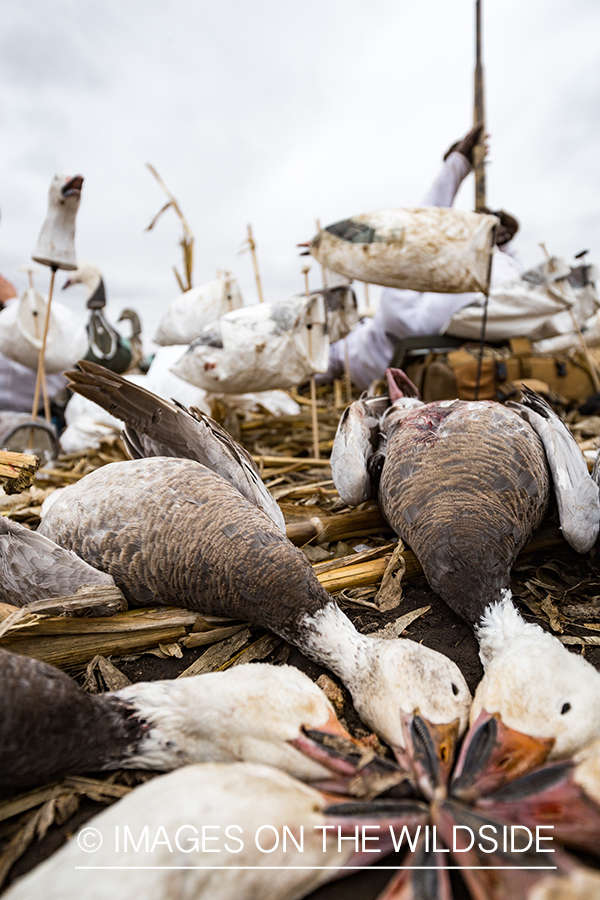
(378, 399, 550, 627)
(39, 458, 320, 640)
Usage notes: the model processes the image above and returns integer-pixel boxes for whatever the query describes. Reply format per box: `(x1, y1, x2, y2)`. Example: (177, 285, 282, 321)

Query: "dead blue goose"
(0, 514, 122, 612)
(38, 368, 471, 778)
(331, 369, 600, 791)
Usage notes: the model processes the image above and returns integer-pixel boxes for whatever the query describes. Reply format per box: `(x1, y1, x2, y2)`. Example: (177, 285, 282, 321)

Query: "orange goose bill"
(450, 710, 555, 802)
(395, 712, 461, 801)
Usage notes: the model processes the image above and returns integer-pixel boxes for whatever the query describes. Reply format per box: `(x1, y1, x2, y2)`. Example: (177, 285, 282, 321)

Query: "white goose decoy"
(62, 263, 133, 374)
(308, 206, 497, 293)
(3, 762, 429, 900)
(31, 172, 83, 271)
(66, 360, 285, 532)
(38, 371, 471, 778)
(0, 287, 88, 373)
(153, 273, 244, 346)
(0, 514, 122, 611)
(331, 370, 600, 786)
(170, 293, 330, 393)
(0, 652, 402, 800)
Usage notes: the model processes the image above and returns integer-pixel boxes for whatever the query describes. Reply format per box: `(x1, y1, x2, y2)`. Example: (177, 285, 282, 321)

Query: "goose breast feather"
(379, 400, 550, 619)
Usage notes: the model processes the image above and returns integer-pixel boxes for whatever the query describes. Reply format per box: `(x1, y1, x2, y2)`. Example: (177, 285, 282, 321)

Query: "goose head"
(118, 308, 142, 337)
(451, 599, 600, 799)
(112, 663, 404, 796)
(341, 631, 472, 798)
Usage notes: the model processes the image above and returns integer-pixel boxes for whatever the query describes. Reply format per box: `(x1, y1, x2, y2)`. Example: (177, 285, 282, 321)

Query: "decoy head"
(455, 600, 600, 798)
(31, 172, 84, 269)
(50, 171, 84, 208)
(118, 308, 142, 336)
(347, 637, 472, 799)
(61, 261, 101, 291)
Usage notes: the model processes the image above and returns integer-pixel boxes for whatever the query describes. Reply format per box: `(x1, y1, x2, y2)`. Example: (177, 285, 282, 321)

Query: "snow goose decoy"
(0, 652, 401, 799)
(4, 762, 429, 900)
(0, 286, 87, 374)
(39, 374, 472, 780)
(31, 172, 83, 271)
(62, 263, 133, 373)
(331, 369, 600, 787)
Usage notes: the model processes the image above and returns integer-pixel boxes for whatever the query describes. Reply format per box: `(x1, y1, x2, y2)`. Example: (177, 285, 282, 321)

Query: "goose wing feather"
(66, 361, 285, 532)
(508, 386, 600, 553)
(330, 394, 389, 506)
(0, 515, 116, 606)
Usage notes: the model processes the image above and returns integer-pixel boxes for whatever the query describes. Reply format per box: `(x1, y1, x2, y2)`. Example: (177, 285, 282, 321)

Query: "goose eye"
(561, 702, 571, 715)
(451, 683, 459, 696)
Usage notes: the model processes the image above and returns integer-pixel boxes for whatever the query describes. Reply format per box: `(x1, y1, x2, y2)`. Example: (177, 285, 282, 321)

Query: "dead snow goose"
(3, 762, 429, 900)
(0, 652, 401, 800)
(331, 370, 600, 789)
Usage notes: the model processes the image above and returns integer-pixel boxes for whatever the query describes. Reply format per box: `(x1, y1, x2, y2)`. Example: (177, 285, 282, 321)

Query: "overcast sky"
(0, 0, 599, 343)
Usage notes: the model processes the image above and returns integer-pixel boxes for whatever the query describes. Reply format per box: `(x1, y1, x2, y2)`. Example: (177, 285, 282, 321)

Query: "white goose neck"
(299, 603, 368, 689)
(475, 591, 546, 668)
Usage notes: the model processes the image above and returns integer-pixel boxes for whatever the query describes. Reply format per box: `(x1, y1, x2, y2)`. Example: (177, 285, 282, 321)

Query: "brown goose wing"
(379, 401, 550, 625)
(0, 515, 118, 607)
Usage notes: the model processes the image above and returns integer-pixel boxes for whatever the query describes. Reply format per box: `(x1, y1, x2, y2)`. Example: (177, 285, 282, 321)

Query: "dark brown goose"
(331, 369, 600, 789)
(0, 649, 400, 799)
(37, 368, 472, 783)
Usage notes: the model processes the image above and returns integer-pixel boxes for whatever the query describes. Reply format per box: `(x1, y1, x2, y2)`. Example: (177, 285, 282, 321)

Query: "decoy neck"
(62, 261, 105, 309)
